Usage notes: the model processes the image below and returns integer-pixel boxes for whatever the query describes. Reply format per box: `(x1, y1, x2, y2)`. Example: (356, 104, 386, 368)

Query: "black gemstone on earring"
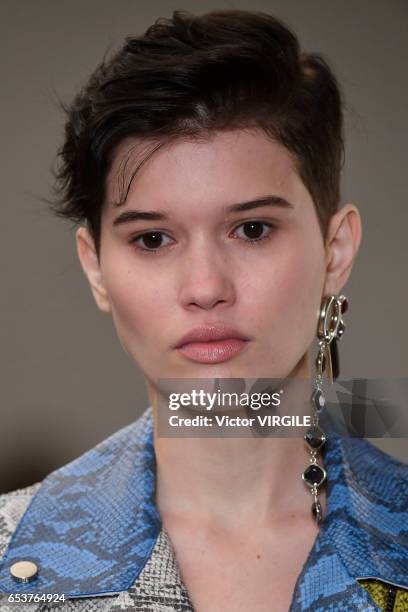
(304, 425, 326, 450)
(302, 464, 326, 488)
(311, 389, 325, 412)
(311, 501, 323, 524)
(330, 339, 340, 380)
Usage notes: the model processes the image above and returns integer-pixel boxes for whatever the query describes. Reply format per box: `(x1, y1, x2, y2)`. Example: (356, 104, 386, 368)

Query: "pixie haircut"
(51, 9, 345, 258)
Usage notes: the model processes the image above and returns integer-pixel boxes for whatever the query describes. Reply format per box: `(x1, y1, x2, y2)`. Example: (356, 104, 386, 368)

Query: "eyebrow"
(112, 195, 294, 227)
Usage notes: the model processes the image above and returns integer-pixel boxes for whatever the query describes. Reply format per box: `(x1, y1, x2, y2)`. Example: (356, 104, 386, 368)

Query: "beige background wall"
(0, 0, 407, 493)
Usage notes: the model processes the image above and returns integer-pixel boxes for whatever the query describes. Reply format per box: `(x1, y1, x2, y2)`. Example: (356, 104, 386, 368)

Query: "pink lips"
(174, 325, 250, 364)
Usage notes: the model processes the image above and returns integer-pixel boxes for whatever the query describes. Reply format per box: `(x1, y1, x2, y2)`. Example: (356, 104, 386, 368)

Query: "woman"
(0, 9, 407, 612)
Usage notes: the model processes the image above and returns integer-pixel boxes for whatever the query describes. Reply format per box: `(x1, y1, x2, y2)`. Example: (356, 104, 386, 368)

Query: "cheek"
(100, 255, 148, 345)
(102, 255, 176, 353)
(242, 235, 325, 344)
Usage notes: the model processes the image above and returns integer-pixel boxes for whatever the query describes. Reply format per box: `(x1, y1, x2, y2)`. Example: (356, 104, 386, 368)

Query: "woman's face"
(87, 129, 332, 384)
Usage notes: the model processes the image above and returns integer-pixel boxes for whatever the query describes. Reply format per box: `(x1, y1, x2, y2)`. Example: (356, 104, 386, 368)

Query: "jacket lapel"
(321, 419, 408, 589)
(0, 408, 162, 597)
(290, 412, 408, 610)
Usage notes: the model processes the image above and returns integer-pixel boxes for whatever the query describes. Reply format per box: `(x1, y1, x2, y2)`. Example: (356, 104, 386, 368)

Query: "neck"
(148, 356, 326, 531)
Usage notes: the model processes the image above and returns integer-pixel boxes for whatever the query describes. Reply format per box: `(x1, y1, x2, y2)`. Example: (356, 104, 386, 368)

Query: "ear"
(75, 226, 111, 313)
(323, 204, 362, 296)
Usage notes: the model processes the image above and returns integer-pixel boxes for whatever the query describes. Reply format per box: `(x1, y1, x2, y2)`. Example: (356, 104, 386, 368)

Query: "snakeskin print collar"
(0, 407, 407, 601)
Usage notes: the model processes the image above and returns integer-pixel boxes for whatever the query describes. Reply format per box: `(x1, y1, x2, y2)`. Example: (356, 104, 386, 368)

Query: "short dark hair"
(51, 9, 345, 258)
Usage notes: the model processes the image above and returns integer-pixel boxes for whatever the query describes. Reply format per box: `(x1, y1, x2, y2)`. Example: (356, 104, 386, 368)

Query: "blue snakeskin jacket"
(0, 406, 407, 611)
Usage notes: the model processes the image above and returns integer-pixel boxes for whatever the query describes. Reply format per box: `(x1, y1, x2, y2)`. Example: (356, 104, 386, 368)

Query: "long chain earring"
(302, 294, 348, 524)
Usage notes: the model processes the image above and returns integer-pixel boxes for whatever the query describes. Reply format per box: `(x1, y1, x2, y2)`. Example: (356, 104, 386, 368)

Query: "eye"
(232, 220, 274, 243)
(130, 231, 173, 253)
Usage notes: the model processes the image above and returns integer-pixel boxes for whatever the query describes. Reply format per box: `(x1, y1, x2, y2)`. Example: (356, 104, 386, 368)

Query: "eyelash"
(128, 220, 276, 255)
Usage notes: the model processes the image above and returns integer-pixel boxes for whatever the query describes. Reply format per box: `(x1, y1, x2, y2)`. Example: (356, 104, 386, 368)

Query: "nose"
(178, 241, 236, 311)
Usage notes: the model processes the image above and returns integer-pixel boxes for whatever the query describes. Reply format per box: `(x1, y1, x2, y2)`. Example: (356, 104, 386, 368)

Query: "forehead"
(103, 128, 311, 217)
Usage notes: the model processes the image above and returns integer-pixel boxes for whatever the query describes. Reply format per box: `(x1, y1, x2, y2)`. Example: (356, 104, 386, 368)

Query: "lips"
(174, 325, 250, 364)
(174, 324, 250, 348)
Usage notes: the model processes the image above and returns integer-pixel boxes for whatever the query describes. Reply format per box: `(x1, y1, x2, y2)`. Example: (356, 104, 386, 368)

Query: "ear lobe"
(323, 204, 362, 296)
(75, 226, 111, 313)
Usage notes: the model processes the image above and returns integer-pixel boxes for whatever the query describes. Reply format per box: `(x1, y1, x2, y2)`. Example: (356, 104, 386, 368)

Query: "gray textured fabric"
(0, 485, 194, 611)
(0, 484, 42, 611)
